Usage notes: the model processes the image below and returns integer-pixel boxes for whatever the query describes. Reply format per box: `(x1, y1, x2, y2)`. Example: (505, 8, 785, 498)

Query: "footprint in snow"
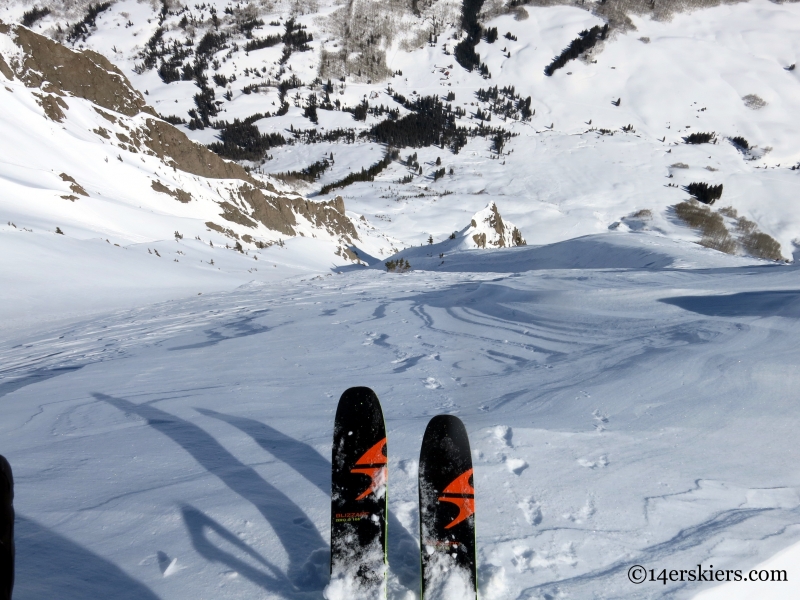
(505, 457, 528, 475)
(563, 499, 595, 523)
(577, 455, 609, 469)
(493, 425, 513, 448)
(592, 409, 609, 431)
(424, 377, 442, 389)
(518, 497, 543, 526)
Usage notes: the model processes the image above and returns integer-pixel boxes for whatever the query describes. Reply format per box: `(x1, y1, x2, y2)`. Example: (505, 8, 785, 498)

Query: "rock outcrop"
(467, 202, 526, 249)
(0, 19, 359, 251)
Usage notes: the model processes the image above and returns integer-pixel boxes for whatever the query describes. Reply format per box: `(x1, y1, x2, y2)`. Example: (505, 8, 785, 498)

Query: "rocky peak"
(468, 202, 526, 249)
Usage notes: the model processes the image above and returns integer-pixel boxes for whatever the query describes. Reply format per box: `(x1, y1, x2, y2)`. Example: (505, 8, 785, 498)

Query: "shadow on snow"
(660, 290, 800, 318)
(198, 408, 421, 590)
(94, 392, 327, 598)
(14, 514, 162, 600)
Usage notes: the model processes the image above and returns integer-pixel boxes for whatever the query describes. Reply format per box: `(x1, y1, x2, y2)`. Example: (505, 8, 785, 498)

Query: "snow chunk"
(422, 551, 475, 600)
(506, 458, 529, 475)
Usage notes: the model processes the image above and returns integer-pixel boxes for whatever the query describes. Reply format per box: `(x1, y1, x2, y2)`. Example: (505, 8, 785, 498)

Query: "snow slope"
(0, 22, 372, 330)
(2, 0, 800, 598)
(2, 235, 800, 600)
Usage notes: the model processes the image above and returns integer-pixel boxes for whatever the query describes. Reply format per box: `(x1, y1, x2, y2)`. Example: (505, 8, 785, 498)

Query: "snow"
(3, 0, 800, 598)
(2, 235, 800, 600)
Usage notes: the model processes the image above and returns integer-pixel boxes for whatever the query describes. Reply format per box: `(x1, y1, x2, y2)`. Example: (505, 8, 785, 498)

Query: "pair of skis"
(330, 387, 476, 599)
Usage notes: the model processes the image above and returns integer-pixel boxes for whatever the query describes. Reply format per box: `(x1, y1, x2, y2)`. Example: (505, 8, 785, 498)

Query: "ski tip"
(335, 387, 384, 423)
(339, 386, 379, 402)
(423, 414, 468, 439)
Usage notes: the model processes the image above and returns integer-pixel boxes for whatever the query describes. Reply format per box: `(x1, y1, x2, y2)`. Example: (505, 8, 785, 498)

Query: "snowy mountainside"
(0, 19, 383, 328)
(2, 0, 798, 261)
(2, 4, 800, 598)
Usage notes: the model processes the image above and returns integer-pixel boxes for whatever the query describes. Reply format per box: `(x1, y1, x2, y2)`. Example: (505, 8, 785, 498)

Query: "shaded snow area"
(2, 236, 800, 600)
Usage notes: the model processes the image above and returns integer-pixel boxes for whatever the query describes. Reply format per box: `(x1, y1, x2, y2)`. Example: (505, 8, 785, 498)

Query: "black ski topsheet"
(418, 415, 477, 599)
(330, 387, 387, 593)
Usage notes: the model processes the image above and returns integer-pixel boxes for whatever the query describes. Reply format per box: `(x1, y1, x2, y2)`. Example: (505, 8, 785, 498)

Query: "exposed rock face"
(151, 180, 192, 203)
(60, 173, 89, 197)
(0, 19, 359, 253)
(467, 202, 526, 249)
(140, 117, 255, 182)
(291, 196, 359, 243)
(3, 22, 155, 117)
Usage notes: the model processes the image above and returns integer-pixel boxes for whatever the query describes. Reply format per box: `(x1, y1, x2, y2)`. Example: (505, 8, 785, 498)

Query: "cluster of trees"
(244, 17, 311, 56)
(304, 94, 319, 123)
(161, 114, 186, 125)
(188, 80, 222, 128)
(492, 133, 505, 154)
(385, 258, 411, 273)
(729, 136, 750, 151)
(343, 100, 400, 122)
(544, 24, 608, 76)
(683, 131, 715, 144)
(67, 2, 111, 43)
(290, 128, 359, 144)
(454, 0, 490, 76)
(244, 34, 281, 52)
(320, 150, 399, 194)
(155, 40, 194, 83)
(683, 182, 723, 205)
(277, 156, 333, 182)
(21, 6, 50, 27)
(367, 93, 515, 154)
(147, 26, 229, 85)
(282, 18, 313, 50)
(372, 96, 468, 152)
(475, 86, 533, 121)
(237, 17, 264, 38)
(206, 119, 286, 160)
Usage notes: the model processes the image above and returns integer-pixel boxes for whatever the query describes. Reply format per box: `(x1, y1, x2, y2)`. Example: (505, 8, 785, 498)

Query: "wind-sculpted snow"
(2, 237, 800, 599)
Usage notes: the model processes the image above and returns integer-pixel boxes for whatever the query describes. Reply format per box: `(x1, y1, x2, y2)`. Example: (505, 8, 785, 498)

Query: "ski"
(328, 387, 388, 599)
(418, 414, 477, 600)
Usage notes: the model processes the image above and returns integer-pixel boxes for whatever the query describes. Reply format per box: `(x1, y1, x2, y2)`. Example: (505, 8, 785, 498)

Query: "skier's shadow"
(198, 408, 422, 590)
(14, 514, 161, 600)
(94, 393, 327, 598)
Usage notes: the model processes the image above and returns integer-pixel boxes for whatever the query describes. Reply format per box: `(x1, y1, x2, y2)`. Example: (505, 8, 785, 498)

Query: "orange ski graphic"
(350, 438, 387, 500)
(438, 468, 475, 529)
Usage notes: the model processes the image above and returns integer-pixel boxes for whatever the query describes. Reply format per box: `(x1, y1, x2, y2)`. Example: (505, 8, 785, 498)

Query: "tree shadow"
(197, 408, 421, 590)
(660, 290, 800, 318)
(14, 514, 161, 600)
(93, 393, 327, 594)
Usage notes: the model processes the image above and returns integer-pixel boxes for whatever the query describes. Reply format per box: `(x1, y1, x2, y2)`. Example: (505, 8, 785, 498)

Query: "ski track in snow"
(3, 241, 800, 599)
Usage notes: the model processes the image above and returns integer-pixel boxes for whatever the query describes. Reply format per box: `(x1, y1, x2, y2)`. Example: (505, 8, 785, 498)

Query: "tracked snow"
(2, 0, 800, 598)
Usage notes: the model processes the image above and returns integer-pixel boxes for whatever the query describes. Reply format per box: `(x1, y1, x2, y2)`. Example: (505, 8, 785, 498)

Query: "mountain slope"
(0, 19, 372, 328)
(4, 0, 797, 261)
